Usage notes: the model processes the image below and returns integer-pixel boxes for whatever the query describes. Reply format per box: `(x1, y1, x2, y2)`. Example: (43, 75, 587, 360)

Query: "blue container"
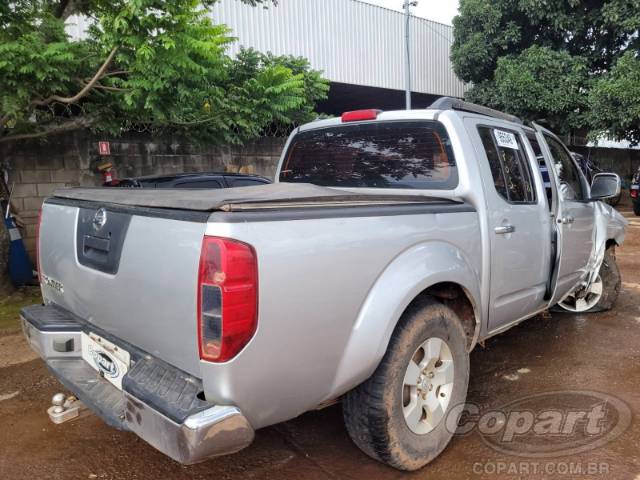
(3, 216, 35, 286)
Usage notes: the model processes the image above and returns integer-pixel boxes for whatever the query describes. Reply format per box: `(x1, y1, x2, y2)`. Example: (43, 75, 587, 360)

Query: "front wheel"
(342, 298, 469, 471)
(557, 247, 621, 313)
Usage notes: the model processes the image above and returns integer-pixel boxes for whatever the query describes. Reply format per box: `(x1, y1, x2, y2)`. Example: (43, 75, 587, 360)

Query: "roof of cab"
(297, 97, 524, 133)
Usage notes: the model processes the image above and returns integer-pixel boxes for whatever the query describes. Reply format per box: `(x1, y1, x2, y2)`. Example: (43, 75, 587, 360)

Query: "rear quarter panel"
(200, 209, 481, 428)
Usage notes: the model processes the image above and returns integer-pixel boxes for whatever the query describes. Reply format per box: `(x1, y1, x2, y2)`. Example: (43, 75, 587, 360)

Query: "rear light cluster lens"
(197, 237, 258, 362)
(631, 189, 638, 198)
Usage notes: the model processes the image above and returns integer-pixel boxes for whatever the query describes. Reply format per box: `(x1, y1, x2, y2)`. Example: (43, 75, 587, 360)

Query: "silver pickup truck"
(22, 98, 626, 471)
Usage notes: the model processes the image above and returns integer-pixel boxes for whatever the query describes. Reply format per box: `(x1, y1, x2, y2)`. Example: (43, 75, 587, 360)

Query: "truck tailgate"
(38, 199, 207, 376)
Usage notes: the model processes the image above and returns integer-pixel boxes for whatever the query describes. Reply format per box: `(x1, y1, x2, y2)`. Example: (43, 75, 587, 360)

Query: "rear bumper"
(21, 304, 254, 465)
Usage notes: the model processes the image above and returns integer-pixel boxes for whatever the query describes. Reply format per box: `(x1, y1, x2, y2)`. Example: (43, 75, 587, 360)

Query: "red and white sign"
(98, 141, 111, 155)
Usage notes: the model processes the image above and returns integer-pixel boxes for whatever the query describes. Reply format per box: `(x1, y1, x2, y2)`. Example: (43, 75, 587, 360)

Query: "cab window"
(279, 121, 458, 190)
(478, 127, 536, 204)
(527, 134, 552, 209)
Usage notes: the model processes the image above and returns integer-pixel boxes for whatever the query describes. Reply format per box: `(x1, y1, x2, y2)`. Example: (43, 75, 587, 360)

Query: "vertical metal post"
(404, 2, 417, 110)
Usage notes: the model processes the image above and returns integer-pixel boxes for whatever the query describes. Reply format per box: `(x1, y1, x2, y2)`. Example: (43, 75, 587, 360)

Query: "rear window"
(279, 121, 458, 189)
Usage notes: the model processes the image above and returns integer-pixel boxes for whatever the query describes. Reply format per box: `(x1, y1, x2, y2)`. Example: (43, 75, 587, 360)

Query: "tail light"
(36, 208, 43, 284)
(341, 109, 381, 122)
(631, 189, 638, 198)
(197, 236, 258, 362)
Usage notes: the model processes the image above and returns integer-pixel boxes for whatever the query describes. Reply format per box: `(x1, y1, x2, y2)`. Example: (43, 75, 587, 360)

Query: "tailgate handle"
(83, 235, 110, 253)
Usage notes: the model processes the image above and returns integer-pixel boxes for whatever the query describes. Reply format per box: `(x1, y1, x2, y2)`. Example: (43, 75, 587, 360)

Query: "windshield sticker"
(494, 130, 519, 150)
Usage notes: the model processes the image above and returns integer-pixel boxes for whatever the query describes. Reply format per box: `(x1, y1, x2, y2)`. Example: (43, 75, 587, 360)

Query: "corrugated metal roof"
(211, 0, 466, 98)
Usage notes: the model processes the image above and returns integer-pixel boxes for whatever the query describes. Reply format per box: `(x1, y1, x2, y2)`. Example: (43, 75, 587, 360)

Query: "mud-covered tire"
(589, 247, 621, 312)
(342, 298, 469, 471)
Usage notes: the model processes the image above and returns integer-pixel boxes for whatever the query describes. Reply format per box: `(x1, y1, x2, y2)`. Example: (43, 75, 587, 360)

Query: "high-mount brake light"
(341, 109, 381, 122)
(197, 236, 258, 362)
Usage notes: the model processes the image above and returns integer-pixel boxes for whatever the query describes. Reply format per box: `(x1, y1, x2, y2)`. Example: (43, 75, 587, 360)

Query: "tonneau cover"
(52, 183, 458, 212)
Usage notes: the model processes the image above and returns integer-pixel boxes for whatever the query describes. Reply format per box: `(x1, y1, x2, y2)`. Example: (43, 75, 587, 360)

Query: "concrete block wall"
(1, 132, 287, 260)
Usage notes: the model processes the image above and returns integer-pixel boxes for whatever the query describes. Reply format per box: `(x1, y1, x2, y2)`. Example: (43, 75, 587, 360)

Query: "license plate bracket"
(81, 332, 130, 390)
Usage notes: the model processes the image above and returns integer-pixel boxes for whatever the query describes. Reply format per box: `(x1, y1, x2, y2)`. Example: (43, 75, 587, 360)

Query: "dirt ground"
(1, 206, 639, 480)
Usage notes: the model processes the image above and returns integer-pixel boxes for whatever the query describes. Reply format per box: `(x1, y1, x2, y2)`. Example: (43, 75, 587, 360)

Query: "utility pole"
(403, 1, 417, 110)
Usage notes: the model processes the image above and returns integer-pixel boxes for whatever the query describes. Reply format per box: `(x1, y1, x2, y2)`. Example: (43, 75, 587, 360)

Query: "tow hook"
(47, 393, 89, 424)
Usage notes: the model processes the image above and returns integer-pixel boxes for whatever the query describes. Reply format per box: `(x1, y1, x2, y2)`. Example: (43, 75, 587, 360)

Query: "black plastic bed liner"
(21, 304, 212, 425)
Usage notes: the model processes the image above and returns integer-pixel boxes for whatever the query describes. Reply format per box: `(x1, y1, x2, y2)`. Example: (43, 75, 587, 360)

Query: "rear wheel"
(633, 200, 640, 216)
(557, 247, 621, 313)
(342, 299, 469, 471)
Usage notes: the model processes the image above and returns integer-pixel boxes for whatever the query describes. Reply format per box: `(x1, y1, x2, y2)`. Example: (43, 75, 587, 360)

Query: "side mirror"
(590, 173, 621, 201)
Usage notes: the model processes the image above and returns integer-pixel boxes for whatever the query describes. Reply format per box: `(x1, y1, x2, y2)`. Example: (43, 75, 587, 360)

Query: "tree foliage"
(0, 0, 328, 145)
(452, 0, 640, 140)
(588, 51, 640, 144)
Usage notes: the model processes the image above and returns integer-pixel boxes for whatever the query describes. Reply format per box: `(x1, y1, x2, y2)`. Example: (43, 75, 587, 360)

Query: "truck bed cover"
(52, 183, 462, 212)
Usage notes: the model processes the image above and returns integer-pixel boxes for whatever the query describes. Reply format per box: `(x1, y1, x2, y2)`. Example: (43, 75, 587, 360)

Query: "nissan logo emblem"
(93, 208, 107, 231)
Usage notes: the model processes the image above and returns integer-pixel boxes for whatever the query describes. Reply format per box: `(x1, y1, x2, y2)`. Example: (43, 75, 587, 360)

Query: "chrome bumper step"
(21, 304, 255, 464)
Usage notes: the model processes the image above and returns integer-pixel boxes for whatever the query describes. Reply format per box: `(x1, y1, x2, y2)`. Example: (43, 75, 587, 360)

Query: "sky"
(358, 0, 459, 26)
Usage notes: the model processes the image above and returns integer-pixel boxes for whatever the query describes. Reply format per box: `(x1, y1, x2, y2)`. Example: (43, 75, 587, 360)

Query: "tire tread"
(342, 298, 468, 470)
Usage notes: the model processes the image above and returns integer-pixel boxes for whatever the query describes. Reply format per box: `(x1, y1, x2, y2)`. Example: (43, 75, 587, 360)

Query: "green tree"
(0, 0, 329, 145)
(589, 51, 640, 144)
(451, 0, 640, 139)
(0, 0, 328, 294)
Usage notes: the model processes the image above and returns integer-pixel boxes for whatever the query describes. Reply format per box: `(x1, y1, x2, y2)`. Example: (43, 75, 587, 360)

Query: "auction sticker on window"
(494, 129, 519, 149)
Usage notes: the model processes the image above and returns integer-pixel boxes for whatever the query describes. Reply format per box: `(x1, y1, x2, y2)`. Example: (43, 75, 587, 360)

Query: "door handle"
(557, 216, 575, 225)
(494, 225, 515, 235)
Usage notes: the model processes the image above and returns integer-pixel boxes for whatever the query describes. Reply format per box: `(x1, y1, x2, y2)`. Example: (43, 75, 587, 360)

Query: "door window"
(527, 134, 553, 209)
(543, 136, 585, 201)
(478, 127, 536, 204)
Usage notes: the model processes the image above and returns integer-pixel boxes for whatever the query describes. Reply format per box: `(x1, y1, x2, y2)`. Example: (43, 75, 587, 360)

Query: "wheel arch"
(413, 282, 480, 351)
(327, 241, 482, 400)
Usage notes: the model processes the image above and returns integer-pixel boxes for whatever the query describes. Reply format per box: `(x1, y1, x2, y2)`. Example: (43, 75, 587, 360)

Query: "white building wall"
(66, 0, 467, 98)
(211, 0, 466, 97)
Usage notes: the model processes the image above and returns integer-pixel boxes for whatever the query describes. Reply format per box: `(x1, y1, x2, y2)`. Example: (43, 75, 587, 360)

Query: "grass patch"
(0, 287, 42, 332)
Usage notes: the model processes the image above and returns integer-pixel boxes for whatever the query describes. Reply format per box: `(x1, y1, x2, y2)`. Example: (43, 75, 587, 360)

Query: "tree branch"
(77, 76, 130, 92)
(91, 84, 130, 92)
(32, 47, 118, 107)
(0, 117, 92, 143)
(54, 0, 75, 20)
(100, 70, 130, 78)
